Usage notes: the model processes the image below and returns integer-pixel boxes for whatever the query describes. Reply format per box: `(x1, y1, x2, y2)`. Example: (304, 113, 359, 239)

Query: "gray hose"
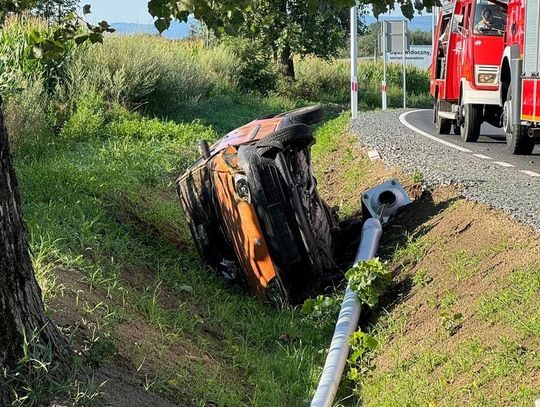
(311, 218, 383, 407)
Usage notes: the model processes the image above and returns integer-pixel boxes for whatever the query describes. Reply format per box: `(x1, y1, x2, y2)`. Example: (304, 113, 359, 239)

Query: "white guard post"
(382, 21, 388, 110)
(351, 6, 358, 119)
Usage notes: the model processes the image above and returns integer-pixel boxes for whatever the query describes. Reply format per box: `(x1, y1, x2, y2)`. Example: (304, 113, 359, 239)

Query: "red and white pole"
(351, 6, 358, 119)
(382, 21, 388, 110)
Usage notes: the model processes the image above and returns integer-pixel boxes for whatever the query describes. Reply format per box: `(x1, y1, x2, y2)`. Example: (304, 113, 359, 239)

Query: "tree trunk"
(0, 97, 68, 403)
(277, 42, 295, 79)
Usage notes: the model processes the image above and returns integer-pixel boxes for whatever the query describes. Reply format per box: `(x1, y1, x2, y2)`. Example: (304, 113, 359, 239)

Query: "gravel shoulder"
(350, 109, 540, 231)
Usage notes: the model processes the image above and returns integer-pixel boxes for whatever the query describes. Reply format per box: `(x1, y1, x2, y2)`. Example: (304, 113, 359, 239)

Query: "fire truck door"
(450, 3, 467, 99)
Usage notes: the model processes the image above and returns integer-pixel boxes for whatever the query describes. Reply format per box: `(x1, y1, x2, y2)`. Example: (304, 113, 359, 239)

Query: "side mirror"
(452, 14, 466, 36)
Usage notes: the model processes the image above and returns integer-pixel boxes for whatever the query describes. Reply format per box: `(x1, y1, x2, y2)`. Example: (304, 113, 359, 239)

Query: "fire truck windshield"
(473, 0, 507, 35)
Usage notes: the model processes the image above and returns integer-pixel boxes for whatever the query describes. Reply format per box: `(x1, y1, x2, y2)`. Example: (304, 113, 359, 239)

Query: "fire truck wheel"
(507, 124, 535, 155)
(460, 104, 482, 142)
(435, 100, 452, 134)
(436, 114, 452, 135)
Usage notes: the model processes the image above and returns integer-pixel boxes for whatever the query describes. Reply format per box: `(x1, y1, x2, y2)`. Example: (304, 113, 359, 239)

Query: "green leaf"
(83, 4, 91, 14)
(301, 299, 315, 314)
(31, 46, 43, 59)
(74, 34, 89, 45)
(154, 18, 170, 33)
(178, 284, 193, 293)
(88, 33, 103, 44)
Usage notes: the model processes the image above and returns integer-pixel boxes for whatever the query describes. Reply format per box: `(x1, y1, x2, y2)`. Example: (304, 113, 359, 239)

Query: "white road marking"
(473, 153, 492, 159)
(399, 110, 474, 153)
(520, 170, 540, 177)
(494, 161, 515, 168)
(400, 110, 540, 178)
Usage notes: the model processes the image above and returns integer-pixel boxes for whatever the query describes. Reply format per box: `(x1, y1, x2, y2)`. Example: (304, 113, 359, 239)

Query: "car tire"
(256, 124, 314, 157)
(507, 124, 534, 155)
(460, 103, 482, 142)
(284, 105, 325, 125)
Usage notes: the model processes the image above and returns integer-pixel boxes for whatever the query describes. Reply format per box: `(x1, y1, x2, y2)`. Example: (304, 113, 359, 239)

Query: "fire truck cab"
(431, 0, 507, 142)
(499, 0, 540, 154)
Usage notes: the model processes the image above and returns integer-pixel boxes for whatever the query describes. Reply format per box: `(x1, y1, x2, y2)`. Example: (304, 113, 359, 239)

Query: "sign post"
(402, 20, 407, 109)
(351, 6, 358, 119)
(381, 20, 409, 111)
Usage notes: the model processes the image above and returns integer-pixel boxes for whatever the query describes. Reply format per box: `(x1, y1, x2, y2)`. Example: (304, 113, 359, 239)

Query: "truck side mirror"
(452, 14, 465, 35)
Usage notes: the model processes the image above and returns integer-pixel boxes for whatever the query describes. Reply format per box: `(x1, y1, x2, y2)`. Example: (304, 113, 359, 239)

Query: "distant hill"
(110, 14, 432, 40)
(111, 18, 195, 39)
(364, 15, 434, 32)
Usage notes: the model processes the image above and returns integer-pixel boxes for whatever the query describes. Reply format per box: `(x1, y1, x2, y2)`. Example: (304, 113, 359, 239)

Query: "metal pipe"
(310, 218, 383, 407)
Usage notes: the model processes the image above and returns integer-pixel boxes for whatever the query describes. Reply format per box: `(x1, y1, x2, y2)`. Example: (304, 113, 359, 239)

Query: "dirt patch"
(46, 267, 203, 406)
(361, 185, 540, 405)
(314, 128, 540, 405)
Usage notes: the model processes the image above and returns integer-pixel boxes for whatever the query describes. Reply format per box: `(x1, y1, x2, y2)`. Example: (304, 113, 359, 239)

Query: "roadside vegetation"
(312, 123, 540, 406)
(6, 10, 534, 407)
(1, 14, 359, 406)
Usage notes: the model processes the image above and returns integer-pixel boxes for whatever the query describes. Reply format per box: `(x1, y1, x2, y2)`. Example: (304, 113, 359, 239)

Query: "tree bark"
(0, 97, 68, 402)
(277, 42, 295, 79)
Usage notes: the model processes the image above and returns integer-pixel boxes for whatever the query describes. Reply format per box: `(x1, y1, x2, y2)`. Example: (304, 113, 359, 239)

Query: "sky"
(85, 0, 154, 24)
(83, 0, 434, 24)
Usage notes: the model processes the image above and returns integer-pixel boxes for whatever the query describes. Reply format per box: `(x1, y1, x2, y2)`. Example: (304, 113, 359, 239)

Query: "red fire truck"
(431, 0, 507, 142)
(498, 0, 540, 154)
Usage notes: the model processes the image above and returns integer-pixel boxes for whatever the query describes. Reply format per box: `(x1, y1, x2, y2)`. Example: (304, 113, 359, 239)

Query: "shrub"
(293, 56, 349, 102)
(60, 91, 106, 142)
(63, 36, 215, 115)
(0, 15, 49, 94)
(223, 37, 278, 95)
(4, 77, 54, 153)
(197, 43, 240, 88)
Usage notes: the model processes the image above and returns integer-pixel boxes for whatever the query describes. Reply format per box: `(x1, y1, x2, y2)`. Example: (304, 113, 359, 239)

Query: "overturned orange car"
(177, 106, 342, 303)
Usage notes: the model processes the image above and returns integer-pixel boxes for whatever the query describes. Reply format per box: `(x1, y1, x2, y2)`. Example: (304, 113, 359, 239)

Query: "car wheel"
(256, 124, 314, 157)
(284, 105, 325, 125)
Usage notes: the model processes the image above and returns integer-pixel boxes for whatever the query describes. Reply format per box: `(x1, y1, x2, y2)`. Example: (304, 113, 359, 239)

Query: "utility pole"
(351, 6, 359, 119)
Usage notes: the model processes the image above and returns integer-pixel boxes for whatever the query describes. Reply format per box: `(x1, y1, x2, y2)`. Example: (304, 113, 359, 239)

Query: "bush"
(223, 37, 278, 95)
(4, 77, 54, 153)
(60, 91, 107, 142)
(281, 58, 431, 109)
(292, 56, 349, 103)
(0, 15, 49, 94)
(197, 43, 240, 88)
(63, 36, 215, 115)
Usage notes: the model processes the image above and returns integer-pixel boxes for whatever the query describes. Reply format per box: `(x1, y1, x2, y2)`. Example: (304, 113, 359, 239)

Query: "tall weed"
(63, 36, 215, 115)
(4, 77, 54, 153)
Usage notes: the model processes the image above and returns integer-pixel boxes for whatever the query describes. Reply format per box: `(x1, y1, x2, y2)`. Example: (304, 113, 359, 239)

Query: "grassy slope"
(16, 82, 540, 406)
(313, 122, 540, 406)
(17, 98, 350, 406)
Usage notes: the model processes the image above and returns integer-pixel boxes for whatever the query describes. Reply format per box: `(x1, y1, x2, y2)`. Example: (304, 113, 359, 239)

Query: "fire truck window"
(473, 0, 506, 35)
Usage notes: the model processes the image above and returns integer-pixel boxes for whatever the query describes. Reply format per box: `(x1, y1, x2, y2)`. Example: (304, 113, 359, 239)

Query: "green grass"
(478, 264, 540, 337)
(312, 112, 372, 217)
(361, 334, 540, 406)
(14, 97, 345, 406)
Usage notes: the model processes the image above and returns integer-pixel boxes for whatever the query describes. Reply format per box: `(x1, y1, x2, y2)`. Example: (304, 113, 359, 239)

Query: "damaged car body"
(177, 106, 344, 304)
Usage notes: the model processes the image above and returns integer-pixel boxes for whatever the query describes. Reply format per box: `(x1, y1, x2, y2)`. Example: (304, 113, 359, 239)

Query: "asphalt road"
(401, 109, 540, 176)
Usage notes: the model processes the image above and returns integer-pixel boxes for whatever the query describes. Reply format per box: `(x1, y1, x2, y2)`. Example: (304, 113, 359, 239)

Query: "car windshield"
(473, 0, 507, 36)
